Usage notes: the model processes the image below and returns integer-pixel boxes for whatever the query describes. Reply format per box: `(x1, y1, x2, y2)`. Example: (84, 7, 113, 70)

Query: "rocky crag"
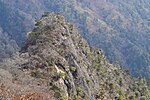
(0, 13, 149, 100)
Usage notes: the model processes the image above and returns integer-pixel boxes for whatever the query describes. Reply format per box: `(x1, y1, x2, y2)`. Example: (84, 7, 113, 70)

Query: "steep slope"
(0, 0, 149, 78)
(0, 0, 37, 45)
(1, 13, 149, 100)
(0, 27, 18, 60)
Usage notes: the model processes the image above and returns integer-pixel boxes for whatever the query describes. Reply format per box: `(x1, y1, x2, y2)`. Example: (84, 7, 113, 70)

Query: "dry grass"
(0, 84, 52, 100)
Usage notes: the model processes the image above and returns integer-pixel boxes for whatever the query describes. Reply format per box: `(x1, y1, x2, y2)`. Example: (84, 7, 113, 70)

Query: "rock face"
(0, 13, 150, 100)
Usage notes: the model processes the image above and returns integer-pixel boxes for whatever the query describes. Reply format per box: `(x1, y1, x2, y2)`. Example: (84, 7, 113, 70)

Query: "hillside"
(0, 13, 150, 100)
(0, 0, 149, 78)
(0, 27, 18, 60)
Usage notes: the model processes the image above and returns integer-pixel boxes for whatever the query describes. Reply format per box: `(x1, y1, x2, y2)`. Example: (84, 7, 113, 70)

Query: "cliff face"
(0, 13, 149, 100)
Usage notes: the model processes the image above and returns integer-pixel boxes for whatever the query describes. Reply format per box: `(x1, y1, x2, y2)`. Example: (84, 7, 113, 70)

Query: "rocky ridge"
(0, 0, 150, 78)
(0, 13, 150, 100)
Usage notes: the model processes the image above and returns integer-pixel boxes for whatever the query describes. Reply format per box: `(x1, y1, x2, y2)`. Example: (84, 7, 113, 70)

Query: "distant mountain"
(0, 27, 17, 60)
(0, 13, 150, 100)
(0, 0, 149, 78)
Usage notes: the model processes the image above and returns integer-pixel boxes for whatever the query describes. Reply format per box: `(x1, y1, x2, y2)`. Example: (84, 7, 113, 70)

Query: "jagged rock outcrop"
(0, 0, 150, 78)
(0, 13, 150, 100)
(21, 13, 150, 100)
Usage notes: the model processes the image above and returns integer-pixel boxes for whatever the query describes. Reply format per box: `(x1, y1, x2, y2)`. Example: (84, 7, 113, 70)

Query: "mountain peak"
(0, 13, 150, 100)
(20, 13, 150, 100)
